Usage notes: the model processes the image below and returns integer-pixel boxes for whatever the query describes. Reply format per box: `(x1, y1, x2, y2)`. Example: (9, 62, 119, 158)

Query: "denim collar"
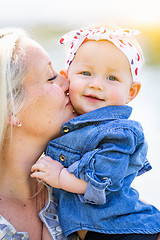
(65, 105, 132, 128)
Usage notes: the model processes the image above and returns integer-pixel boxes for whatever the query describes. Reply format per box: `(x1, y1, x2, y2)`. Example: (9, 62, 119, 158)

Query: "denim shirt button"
(102, 177, 108, 180)
(53, 215, 57, 220)
(63, 126, 69, 133)
(60, 155, 65, 161)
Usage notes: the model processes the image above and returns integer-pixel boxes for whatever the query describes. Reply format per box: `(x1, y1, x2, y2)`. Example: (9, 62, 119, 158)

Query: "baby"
(31, 27, 160, 240)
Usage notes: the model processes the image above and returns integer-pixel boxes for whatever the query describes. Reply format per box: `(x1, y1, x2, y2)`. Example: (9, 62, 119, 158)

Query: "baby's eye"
(48, 75, 57, 81)
(81, 71, 91, 76)
(107, 76, 117, 81)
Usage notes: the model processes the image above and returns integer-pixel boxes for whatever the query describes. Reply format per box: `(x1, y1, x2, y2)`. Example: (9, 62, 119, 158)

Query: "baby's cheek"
(111, 91, 125, 105)
(69, 88, 77, 103)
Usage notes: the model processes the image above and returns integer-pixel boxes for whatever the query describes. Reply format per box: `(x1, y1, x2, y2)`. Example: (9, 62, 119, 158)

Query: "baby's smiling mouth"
(84, 94, 104, 101)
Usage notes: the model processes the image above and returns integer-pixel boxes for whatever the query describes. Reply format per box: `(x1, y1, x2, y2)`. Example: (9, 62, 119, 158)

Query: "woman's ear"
(60, 69, 68, 79)
(127, 81, 141, 104)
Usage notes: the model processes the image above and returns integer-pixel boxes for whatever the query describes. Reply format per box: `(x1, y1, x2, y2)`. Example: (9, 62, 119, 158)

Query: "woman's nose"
(56, 73, 69, 92)
(89, 77, 103, 91)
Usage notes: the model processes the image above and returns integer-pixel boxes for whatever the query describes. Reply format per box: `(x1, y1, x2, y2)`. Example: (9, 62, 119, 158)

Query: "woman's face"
(18, 38, 74, 142)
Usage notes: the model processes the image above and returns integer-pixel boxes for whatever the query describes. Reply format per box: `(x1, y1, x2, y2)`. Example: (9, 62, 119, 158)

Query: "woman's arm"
(31, 156, 88, 194)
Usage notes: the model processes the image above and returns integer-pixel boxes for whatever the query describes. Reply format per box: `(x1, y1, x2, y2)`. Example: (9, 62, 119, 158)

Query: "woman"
(0, 28, 76, 239)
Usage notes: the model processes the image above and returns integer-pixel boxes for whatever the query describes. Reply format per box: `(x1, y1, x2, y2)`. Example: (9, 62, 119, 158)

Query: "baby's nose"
(89, 77, 103, 91)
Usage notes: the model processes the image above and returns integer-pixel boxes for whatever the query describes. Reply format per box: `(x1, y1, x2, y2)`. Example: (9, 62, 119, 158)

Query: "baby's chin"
(81, 105, 110, 115)
(75, 107, 97, 116)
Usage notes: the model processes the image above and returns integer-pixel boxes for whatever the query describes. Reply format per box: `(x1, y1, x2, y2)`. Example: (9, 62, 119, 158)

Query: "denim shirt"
(0, 186, 76, 240)
(46, 105, 160, 237)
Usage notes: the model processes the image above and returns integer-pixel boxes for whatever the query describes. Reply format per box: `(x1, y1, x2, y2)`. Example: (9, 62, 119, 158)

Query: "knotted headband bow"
(59, 27, 143, 82)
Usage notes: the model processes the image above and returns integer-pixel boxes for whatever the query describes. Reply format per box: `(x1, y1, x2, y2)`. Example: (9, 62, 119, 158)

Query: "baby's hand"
(31, 156, 64, 188)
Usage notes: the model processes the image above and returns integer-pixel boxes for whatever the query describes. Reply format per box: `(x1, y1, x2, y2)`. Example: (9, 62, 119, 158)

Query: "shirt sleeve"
(68, 127, 147, 205)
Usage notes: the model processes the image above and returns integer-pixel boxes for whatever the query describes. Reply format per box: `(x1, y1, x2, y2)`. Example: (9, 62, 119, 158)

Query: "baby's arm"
(31, 156, 87, 194)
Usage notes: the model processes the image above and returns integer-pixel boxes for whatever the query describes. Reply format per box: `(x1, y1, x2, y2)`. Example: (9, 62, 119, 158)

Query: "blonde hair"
(0, 28, 28, 151)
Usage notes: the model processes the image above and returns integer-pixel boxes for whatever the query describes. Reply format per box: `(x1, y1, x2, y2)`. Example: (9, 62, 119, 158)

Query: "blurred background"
(1, 0, 159, 208)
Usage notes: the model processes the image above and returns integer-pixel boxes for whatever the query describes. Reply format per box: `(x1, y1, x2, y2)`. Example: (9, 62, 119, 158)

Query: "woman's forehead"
(23, 39, 51, 72)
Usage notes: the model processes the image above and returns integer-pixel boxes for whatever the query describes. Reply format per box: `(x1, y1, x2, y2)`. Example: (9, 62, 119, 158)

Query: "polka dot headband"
(59, 27, 143, 82)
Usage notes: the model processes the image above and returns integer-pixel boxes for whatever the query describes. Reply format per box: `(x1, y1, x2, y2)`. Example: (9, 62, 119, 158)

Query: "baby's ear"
(127, 81, 141, 103)
(60, 69, 68, 79)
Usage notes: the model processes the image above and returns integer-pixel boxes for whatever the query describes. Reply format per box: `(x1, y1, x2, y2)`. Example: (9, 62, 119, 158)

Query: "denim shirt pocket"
(46, 142, 81, 167)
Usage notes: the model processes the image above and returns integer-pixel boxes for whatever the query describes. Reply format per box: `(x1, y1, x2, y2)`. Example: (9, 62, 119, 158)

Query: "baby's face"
(68, 40, 133, 115)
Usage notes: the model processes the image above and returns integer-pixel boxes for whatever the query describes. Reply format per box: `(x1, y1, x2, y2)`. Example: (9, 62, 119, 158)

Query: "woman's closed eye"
(48, 75, 57, 81)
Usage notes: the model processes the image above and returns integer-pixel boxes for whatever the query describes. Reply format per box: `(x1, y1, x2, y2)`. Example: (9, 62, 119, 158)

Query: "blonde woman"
(0, 28, 76, 240)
